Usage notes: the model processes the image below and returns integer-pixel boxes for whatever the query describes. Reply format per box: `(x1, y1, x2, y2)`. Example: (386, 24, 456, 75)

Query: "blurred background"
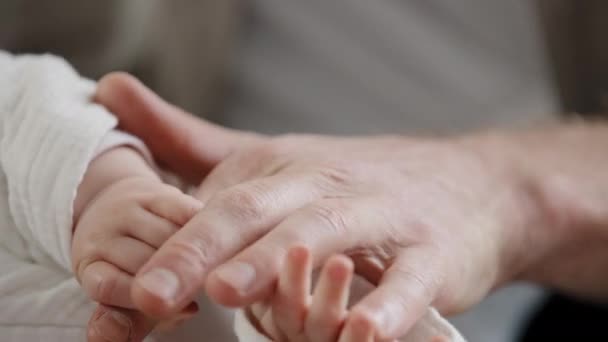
(0, 1, 575, 341)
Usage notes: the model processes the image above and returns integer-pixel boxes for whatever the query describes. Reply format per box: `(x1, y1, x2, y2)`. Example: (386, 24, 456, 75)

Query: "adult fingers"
(305, 254, 353, 342)
(81, 261, 135, 308)
(95, 72, 261, 183)
(131, 172, 329, 317)
(193, 139, 291, 205)
(87, 304, 157, 342)
(193, 155, 260, 206)
(350, 246, 443, 340)
(206, 197, 384, 307)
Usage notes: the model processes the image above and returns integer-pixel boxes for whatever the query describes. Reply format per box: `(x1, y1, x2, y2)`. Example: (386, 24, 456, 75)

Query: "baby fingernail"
(214, 262, 256, 295)
(138, 268, 180, 302)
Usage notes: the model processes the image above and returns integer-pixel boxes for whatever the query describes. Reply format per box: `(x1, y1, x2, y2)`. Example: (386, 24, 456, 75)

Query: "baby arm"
(71, 145, 202, 313)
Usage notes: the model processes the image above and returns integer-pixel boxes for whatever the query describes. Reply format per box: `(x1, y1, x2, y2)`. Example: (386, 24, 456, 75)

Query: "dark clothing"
(520, 293, 608, 340)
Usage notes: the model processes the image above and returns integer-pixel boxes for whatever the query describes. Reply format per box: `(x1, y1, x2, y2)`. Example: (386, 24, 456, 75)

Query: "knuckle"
(308, 203, 348, 236)
(392, 264, 441, 303)
(213, 187, 266, 222)
(165, 237, 218, 276)
(314, 164, 355, 192)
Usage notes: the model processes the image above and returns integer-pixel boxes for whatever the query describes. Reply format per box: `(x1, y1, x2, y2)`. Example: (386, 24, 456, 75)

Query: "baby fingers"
(143, 185, 203, 226)
(80, 261, 135, 308)
(271, 246, 312, 340)
(306, 254, 354, 342)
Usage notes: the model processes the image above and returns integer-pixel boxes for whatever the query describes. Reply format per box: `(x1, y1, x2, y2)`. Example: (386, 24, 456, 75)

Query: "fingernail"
(214, 262, 256, 295)
(90, 311, 131, 341)
(138, 268, 180, 302)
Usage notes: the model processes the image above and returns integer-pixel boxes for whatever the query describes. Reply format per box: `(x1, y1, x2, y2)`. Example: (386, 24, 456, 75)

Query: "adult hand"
(94, 74, 553, 340)
(137, 132, 543, 340)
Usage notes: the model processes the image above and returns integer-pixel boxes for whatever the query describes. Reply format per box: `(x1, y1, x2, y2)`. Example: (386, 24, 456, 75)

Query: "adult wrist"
(460, 122, 608, 294)
(455, 128, 571, 286)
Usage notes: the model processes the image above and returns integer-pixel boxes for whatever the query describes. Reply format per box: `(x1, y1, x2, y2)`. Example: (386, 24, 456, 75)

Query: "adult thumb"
(95, 72, 260, 184)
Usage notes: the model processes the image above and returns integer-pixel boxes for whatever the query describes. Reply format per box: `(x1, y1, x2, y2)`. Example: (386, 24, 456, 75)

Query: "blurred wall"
(0, 0, 239, 117)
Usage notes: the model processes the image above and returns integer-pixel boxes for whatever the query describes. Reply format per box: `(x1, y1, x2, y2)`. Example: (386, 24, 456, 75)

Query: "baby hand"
(71, 177, 202, 310)
(249, 247, 456, 342)
(249, 246, 378, 342)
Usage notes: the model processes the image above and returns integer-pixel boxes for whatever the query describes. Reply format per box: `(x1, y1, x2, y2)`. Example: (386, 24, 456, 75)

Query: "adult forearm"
(466, 120, 608, 299)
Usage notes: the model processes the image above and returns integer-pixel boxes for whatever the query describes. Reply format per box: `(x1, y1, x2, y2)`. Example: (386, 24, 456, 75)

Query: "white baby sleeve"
(0, 52, 160, 341)
(0, 52, 120, 272)
(0, 247, 93, 340)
